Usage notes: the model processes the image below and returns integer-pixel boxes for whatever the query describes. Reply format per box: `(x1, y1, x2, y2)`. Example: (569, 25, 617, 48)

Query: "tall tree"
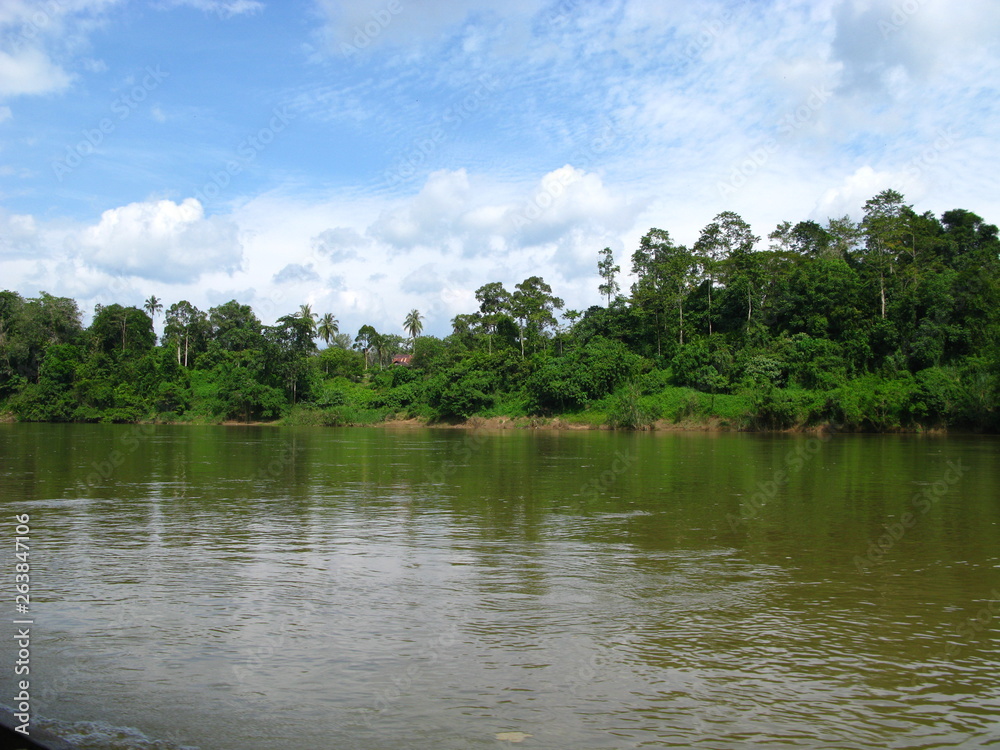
(268, 314, 318, 402)
(631, 228, 696, 353)
(90, 304, 155, 357)
(597, 247, 620, 306)
(298, 304, 318, 337)
(209, 300, 262, 352)
(143, 295, 163, 320)
(354, 324, 379, 370)
(164, 301, 207, 366)
(404, 309, 424, 341)
(511, 276, 564, 358)
(693, 211, 758, 333)
(825, 215, 864, 259)
(862, 189, 909, 319)
(317, 313, 339, 347)
(475, 282, 512, 354)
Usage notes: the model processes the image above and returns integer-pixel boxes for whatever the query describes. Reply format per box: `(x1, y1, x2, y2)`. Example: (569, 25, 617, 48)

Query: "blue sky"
(1, 0, 998, 338)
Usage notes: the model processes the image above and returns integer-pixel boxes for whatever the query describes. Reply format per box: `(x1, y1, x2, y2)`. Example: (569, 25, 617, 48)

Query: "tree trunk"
(679, 301, 684, 345)
(708, 282, 713, 336)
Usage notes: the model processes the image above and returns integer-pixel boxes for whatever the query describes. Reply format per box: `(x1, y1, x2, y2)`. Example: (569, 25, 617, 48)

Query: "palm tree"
(317, 313, 339, 347)
(404, 309, 423, 341)
(143, 295, 163, 320)
(298, 303, 318, 337)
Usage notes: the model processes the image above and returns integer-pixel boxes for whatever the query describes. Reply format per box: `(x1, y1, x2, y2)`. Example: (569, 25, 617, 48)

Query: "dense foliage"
(2, 191, 998, 431)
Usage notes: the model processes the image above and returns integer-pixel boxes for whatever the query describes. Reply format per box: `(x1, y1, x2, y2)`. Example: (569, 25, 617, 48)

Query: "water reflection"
(1, 424, 998, 749)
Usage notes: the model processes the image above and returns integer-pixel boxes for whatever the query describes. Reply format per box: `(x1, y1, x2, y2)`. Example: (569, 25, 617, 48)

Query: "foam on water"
(35, 717, 199, 750)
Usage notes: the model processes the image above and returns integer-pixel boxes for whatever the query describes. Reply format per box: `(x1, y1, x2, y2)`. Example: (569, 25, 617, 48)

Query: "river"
(1, 424, 999, 749)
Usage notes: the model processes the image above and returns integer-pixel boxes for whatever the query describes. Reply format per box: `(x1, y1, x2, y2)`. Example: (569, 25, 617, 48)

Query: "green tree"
(404, 309, 424, 341)
(208, 300, 262, 353)
(267, 314, 318, 402)
(475, 281, 512, 354)
(143, 295, 163, 320)
(597, 247, 620, 306)
(298, 303, 318, 337)
(631, 228, 697, 353)
(164, 301, 208, 366)
(511, 276, 563, 358)
(694, 211, 759, 331)
(317, 313, 339, 347)
(862, 189, 909, 319)
(90, 304, 155, 357)
(354, 324, 379, 370)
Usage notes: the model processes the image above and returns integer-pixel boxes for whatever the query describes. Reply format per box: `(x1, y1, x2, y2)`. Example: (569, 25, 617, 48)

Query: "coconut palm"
(143, 295, 163, 320)
(404, 309, 423, 341)
(317, 313, 339, 347)
(298, 303, 318, 336)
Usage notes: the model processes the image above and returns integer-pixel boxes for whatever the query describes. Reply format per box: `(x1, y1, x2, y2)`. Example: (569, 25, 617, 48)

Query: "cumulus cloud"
(400, 263, 447, 295)
(311, 226, 369, 262)
(0, 47, 72, 97)
(813, 165, 900, 220)
(831, 0, 1000, 93)
(0, 209, 41, 259)
(272, 263, 320, 284)
(77, 198, 243, 283)
(367, 166, 642, 261)
(370, 169, 472, 249)
(506, 165, 644, 248)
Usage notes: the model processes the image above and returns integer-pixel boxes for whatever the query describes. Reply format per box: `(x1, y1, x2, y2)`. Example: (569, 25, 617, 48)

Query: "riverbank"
(116, 412, 936, 435)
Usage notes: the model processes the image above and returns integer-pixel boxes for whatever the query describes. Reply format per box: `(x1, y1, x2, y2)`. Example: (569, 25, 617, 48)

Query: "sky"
(0, 0, 998, 338)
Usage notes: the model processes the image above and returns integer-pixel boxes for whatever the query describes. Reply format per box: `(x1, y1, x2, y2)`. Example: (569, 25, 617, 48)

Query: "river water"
(1, 424, 999, 749)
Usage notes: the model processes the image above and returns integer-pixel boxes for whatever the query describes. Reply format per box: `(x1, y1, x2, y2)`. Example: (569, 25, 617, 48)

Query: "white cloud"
(314, 0, 541, 55)
(0, 209, 41, 258)
(311, 226, 369, 262)
(158, 0, 264, 17)
(76, 198, 243, 283)
(0, 47, 72, 96)
(272, 262, 320, 284)
(813, 165, 900, 220)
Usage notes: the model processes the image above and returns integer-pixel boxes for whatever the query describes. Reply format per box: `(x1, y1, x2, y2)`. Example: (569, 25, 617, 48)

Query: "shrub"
(607, 382, 661, 430)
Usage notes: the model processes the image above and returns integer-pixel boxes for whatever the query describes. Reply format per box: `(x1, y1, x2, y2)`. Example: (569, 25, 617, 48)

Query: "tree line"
(1, 189, 998, 430)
